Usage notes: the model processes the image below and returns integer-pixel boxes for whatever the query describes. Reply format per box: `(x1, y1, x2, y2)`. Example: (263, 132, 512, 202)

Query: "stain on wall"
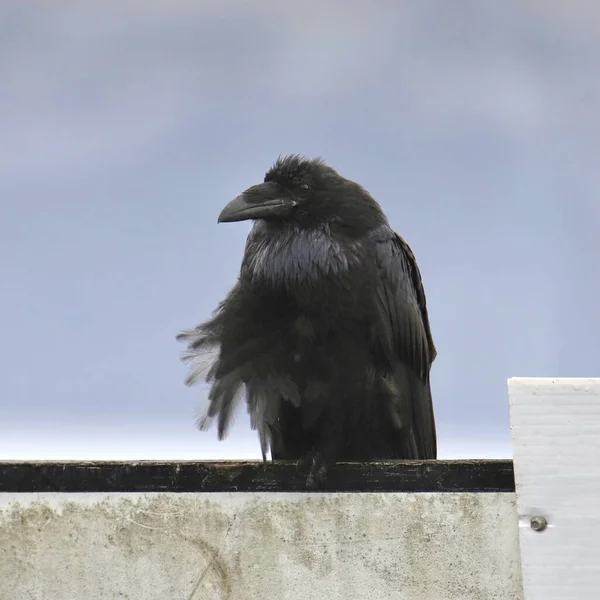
(0, 492, 523, 600)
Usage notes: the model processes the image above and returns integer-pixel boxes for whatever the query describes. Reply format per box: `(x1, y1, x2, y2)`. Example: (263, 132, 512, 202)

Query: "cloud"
(3, 1, 598, 180)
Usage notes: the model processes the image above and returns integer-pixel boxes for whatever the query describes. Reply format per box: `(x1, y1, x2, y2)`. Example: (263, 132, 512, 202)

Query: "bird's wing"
(369, 226, 437, 458)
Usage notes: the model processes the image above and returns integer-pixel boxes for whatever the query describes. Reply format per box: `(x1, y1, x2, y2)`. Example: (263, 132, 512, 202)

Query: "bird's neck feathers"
(244, 221, 363, 286)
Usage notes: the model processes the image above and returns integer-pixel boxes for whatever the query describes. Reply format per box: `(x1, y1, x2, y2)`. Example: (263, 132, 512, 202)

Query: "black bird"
(178, 155, 437, 488)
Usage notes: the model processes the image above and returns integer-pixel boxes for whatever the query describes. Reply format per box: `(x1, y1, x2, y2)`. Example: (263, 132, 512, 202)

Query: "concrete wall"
(0, 491, 523, 600)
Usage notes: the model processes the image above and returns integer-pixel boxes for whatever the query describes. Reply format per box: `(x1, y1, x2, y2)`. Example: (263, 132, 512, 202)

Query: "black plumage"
(178, 155, 437, 488)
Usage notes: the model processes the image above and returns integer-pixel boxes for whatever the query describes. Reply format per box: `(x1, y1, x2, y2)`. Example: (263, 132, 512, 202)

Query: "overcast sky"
(1, 1, 598, 460)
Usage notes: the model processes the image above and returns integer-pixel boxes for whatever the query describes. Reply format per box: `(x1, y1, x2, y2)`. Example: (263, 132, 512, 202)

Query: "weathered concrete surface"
(0, 492, 523, 600)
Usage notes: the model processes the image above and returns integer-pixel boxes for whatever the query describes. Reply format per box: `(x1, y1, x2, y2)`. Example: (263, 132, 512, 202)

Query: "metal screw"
(530, 516, 547, 532)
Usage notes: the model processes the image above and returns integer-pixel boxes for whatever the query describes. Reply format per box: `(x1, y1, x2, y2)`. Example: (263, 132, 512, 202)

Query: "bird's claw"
(296, 451, 316, 475)
(297, 451, 329, 490)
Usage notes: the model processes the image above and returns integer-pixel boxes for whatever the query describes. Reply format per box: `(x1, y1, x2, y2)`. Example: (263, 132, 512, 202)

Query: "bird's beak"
(217, 182, 295, 223)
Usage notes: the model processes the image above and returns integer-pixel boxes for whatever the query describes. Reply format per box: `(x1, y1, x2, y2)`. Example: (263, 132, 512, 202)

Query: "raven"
(178, 155, 437, 488)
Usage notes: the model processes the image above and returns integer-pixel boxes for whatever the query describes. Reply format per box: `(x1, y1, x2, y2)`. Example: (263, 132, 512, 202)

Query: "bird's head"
(218, 155, 386, 232)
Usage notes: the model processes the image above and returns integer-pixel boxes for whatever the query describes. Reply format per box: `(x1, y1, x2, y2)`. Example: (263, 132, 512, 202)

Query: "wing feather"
(370, 227, 437, 458)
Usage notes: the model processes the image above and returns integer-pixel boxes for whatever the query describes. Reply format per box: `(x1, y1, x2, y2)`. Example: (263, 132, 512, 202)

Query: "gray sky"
(1, 1, 599, 460)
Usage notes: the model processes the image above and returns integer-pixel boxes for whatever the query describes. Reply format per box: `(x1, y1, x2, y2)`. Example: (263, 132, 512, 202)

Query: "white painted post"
(508, 377, 600, 600)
